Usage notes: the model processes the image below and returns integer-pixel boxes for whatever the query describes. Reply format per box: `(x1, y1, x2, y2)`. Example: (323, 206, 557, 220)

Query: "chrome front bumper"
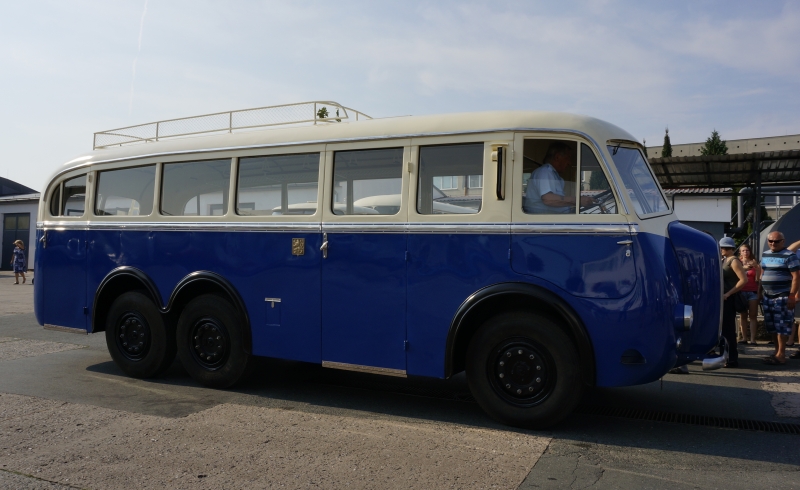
(702, 336, 729, 371)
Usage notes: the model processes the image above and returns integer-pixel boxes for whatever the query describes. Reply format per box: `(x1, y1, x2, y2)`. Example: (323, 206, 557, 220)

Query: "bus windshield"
(607, 146, 669, 216)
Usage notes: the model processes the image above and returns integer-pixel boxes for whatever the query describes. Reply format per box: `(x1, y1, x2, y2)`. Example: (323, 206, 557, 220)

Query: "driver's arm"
(541, 192, 577, 208)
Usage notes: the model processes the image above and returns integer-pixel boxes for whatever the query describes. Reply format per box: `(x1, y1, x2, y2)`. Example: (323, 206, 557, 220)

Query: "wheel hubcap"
(490, 339, 553, 406)
(189, 318, 229, 370)
(116, 312, 151, 361)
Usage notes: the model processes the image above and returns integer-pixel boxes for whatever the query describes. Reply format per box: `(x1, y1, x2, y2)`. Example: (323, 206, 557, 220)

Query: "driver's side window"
(579, 143, 618, 215)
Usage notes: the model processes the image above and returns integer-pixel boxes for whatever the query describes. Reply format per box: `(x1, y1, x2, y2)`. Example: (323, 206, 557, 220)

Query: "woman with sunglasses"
(720, 237, 748, 368)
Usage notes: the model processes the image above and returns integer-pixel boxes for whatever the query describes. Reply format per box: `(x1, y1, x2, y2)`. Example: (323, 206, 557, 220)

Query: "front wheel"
(466, 311, 583, 429)
(176, 294, 251, 389)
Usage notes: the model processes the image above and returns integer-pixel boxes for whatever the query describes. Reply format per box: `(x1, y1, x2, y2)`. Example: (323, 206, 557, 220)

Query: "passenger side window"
(237, 153, 320, 216)
(49, 185, 61, 217)
(417, 143, 483, 214)
(331, 148, 403, 215)
(521, 140, 578, 215)
(579, 144, 618, 214)
(60, 175, 87, 217)
(161, 159, 231, 216)
(95, 166, 156, 216)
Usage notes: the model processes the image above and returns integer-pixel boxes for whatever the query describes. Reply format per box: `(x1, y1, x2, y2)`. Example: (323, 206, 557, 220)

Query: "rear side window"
(58, 175, 87, 217)
(332, 148, 403, 215)
(607, 146, 669, 216)
(237, 153, 320, 216)
(161, 159, 231, 216)
(417, 143, 483, 215)
(49, 185, 61, 217)
(95, 166, 156, 216)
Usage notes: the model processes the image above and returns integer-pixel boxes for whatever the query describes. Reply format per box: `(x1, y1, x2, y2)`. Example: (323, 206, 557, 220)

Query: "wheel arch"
(165, 271, 252, 355)
(92, 267, 164, 334)
(445, 282, 595, 386)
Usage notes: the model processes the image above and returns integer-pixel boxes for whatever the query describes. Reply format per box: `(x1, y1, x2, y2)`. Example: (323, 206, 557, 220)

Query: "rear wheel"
(466, 311, 582, 429)
(176, 294, 250, 388)
(105, 291, 175, 378)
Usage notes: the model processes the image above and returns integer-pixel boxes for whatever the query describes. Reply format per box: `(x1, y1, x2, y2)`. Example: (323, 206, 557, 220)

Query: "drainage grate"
(576, 404, 800, 435)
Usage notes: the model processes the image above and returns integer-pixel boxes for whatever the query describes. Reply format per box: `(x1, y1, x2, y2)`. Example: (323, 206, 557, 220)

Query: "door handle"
(617, 240, 633, 245)
(40, 230, 47, 249)
(320, 232, 328, 259)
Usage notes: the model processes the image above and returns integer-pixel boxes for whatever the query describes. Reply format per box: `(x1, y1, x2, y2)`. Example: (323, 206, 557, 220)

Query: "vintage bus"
(34, 102, 724, 428)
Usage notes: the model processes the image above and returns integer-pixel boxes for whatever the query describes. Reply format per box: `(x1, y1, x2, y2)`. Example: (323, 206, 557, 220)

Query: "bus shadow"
(86, 356, 800, 469)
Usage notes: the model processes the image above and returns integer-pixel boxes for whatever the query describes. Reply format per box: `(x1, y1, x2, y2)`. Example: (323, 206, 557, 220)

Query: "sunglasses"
(768, 239, 784, 244)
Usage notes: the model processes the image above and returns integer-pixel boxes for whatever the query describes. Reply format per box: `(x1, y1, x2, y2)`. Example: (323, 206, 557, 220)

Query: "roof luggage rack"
(93, 100, 371, 150)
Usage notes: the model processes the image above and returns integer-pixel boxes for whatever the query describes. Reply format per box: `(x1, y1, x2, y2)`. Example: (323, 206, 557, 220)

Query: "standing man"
(760, 231, 800, 365)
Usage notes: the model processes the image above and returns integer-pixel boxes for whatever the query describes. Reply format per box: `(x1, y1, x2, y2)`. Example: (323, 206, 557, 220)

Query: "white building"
(0, 177, 40, 270)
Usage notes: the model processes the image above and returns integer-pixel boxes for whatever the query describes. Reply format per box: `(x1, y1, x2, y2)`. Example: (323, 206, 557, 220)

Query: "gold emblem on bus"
(291, 238, 305, 256)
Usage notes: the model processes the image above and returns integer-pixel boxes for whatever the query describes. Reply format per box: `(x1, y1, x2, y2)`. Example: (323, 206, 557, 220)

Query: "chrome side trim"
(510, 223, 637, 234)
(44, 324, 89, 335)
(321, 361, 407, 377)
(406, 223, 511, 234)
(38, 220, 639, 235)
(321, 223, 407, 233)
(40, 221, 321, 233)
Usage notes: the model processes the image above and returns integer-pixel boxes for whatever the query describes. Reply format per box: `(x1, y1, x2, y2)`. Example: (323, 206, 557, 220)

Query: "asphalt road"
(1, 271, 799, 489)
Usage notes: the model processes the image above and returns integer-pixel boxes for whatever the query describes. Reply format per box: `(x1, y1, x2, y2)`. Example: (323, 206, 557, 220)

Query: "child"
(10, 240, 26, 284)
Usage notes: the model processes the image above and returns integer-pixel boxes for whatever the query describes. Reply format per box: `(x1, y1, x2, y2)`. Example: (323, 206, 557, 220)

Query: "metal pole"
(229, 112, 233, 133)
(314, 103, 317, 125)
(156, 122, 160, 141)
(754, 170, 761, 259)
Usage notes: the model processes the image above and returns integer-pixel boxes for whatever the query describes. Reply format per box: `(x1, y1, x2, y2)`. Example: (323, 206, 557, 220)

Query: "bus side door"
(42, 229, 88, 330)
(319, 144, 410, 374)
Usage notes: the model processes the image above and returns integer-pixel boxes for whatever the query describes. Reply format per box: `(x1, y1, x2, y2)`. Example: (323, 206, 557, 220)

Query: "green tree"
(316, 106, 329, 119)
(661, 128, 672, 158)
(589, 171, 610, 190)
(700, 129, 728, 156)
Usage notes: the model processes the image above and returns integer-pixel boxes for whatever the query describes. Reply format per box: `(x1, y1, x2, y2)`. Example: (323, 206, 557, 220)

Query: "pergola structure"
(648, 150, 800, 255)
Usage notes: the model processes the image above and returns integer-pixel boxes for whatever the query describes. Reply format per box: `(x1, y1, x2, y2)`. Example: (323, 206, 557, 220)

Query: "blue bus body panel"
(321, 232, 406, 371)
(41, 229, 87, 330)
(406, 233, 511, 377)
(36, 224, 720, 389)
(510, 232, 636, 299)
(33, 229, 45, 326)
(666, 222, 721, 360)
(85, 229, 323, 364)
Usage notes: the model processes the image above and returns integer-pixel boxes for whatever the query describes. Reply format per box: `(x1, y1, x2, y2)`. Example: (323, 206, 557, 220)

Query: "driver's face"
(550, 152, 566, 172)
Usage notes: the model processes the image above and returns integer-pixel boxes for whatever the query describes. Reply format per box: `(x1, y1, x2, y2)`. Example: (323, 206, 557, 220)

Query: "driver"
(523, 142, 595, 214)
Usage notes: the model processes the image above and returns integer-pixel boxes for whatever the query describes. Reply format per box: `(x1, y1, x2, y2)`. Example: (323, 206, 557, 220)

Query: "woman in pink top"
(738, 243, 760, 344)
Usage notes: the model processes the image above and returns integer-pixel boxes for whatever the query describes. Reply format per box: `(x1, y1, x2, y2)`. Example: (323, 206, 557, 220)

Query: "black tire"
(466, 311, 583, 429)
(176, 294, 251, 389)
(105, 291, 176, 378)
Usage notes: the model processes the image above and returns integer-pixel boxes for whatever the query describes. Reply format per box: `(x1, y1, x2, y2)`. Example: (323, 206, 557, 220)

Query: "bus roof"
(52, 110, 639, 180)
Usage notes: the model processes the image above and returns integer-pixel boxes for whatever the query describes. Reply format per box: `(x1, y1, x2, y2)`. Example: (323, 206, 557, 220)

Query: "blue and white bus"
(35, 102, 724, 428)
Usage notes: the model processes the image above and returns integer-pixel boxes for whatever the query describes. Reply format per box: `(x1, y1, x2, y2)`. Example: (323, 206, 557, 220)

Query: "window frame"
(93, 164, 157, 218)
(45, 171, 89, 220)
(234, 151, 324, 218)
(511, 133, 628, 224)
(159, 157, 234, 219)
(605, 142, 672, 219)
(321, 139, 411, 224)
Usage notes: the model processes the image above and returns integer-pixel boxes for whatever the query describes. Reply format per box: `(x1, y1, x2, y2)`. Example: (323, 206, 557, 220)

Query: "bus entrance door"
(320, 230, 408, 374)
(41, 229, 88, 331)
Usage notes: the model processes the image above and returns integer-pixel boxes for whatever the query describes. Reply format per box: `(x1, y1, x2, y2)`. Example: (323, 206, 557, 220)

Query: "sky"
(1, 0, 799, 191)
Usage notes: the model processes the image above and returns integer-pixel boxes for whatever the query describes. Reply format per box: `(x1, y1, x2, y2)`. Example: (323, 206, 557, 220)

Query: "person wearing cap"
(760, 232, 800, 365)
(10, 239, 26, 285)
(720, 236, 747, 368)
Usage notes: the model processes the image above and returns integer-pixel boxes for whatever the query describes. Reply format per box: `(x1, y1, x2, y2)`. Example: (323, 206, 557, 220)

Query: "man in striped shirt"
(760, 231, 800, 365)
